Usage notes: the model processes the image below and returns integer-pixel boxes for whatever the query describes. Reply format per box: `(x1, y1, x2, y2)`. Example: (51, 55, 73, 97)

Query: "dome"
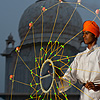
(18, 0, 83, 49)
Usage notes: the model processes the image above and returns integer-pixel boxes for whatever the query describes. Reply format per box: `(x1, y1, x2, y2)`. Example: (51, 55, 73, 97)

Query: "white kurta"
(58, 44, 100, 100)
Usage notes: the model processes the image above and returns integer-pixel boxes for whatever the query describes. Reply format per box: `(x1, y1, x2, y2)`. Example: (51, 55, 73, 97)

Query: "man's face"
(83, 31, 96, 44)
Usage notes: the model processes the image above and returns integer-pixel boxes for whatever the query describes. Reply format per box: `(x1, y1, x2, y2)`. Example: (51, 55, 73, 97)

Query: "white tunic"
(58, 44, 100, 100)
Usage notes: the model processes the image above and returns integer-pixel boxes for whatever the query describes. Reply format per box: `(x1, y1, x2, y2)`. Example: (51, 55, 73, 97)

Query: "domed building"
(1, 0, 85, 100)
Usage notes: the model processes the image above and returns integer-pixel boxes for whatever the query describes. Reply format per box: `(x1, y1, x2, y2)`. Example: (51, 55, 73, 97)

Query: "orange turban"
(83, 20, 100, 38)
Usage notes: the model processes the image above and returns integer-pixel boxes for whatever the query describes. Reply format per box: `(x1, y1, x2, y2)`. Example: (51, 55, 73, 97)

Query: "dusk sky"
(0, 0, 100, 100)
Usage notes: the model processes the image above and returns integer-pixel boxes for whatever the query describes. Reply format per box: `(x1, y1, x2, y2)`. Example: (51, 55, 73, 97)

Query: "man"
(58, 20, 100, 100)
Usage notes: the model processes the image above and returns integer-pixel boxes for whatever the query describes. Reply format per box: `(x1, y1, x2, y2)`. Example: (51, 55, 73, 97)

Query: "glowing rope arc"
(40, 59, 55, 93)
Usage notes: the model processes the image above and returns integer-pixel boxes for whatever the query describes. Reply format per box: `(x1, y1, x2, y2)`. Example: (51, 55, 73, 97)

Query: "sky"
(0, 0, 100, 100)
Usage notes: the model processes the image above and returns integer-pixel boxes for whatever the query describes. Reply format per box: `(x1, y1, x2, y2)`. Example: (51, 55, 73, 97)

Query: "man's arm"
(56, 55, 78, 92)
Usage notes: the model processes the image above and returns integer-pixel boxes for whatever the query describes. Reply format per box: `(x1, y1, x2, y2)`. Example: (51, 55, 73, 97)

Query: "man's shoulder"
(73, 51, 84, 61)
(76, 50, 87, 57)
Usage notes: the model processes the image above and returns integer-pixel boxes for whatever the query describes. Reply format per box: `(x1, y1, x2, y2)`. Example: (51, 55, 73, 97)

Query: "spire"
(6, 33, 15, 48)
(8, 33, 13, 40)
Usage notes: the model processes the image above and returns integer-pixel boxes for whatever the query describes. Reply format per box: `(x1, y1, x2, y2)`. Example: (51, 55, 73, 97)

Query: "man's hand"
(85, 82, 99, 91)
